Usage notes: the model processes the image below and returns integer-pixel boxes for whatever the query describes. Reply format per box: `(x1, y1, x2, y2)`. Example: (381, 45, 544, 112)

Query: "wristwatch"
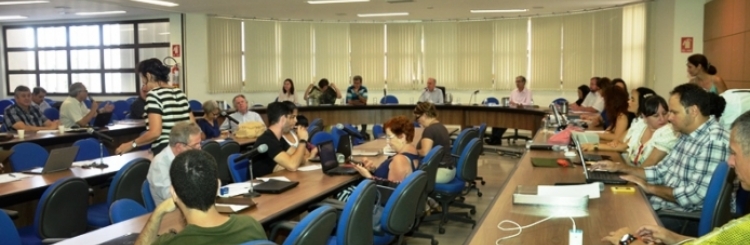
(619, 234, 637, 245)
(131, 140, 137, 149)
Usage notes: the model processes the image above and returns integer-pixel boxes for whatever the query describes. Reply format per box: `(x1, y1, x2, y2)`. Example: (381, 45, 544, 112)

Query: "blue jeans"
(659, 215, 699, 237)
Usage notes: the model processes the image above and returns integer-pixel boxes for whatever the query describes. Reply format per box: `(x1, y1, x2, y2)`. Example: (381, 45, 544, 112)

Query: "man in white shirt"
(220, 94, 265, 132)
(59, 82, 114, 128)
(509, 76, 533, 106)
(31, 87, 51, 112)
(570, 77, 605, 113)
(418, 78, 444, 104)
(147, 122, 202, 206)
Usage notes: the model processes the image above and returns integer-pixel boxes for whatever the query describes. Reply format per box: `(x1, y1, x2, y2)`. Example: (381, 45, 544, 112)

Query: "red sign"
(172, 44, 181, 57)
(681, 37, 693, 53)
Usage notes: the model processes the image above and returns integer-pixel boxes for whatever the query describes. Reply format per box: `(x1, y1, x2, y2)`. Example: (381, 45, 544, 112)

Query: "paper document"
(72, 160, 95, 167)
(215, 204, 248, 212)
(352, 150, 378, 156)
(257, 176, 291, 182)
(36, 130, 58, 134)
(537, 182, 602, 199)
(297, 164, 322, 172)
(0, 173, 32, 184)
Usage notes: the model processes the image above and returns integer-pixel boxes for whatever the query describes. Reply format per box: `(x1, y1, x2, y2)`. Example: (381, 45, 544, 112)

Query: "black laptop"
(253, 179, 299, 194)
(93, 112, 113, 127)
(337, 134, 352, 163)
(319, 140, 358, 175)
(573, 139, 628, 185)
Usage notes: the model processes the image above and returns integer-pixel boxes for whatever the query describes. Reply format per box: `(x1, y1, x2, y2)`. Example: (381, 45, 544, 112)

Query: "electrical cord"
(495, 215, 576, 245)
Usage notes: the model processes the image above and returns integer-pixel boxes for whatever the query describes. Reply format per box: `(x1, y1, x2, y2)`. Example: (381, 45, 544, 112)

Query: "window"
(3, 19, 170, 95)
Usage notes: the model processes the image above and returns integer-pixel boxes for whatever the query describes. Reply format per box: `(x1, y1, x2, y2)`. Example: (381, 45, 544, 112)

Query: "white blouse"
(624, 118, 679, 166)
(278, 92, 297, 103)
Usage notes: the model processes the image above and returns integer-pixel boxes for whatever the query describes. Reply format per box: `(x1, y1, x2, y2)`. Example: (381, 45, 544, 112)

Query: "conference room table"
(0, 120, 147, 151)
(464, 129, 660, 244)
(55, 134, 402, 245)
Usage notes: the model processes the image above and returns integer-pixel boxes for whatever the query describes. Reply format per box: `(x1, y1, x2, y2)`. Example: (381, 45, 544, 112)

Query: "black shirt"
(130, 97, 146, 119)
(251, 130, 284, 178)
(319, 88, 338, 105)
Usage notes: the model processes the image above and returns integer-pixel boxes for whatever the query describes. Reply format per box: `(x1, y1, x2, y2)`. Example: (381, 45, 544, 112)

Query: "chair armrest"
(1, 209, 18, 219)
(269, 221, 299, 241)
(657, 210, 701, 221)
(42, 238, 66, 244)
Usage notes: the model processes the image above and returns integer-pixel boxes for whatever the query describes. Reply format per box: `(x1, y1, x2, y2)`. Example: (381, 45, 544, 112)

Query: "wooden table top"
(0, 121, 147, 149)
(464, 130, 660, 244)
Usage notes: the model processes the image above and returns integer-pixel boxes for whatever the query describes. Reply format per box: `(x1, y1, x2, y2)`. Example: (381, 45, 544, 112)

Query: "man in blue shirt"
(346, 75, 369, 137)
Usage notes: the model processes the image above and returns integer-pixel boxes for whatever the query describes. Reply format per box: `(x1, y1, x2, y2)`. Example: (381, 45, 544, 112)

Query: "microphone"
(335, 123, 363, 139)
(239, 144, 268, 160)
(220, 111, 240, 130)
(473, 90, 480, 94)
(86, 128, 114, 143)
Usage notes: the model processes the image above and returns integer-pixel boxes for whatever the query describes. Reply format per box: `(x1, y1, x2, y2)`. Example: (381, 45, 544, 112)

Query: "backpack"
(720, 89, 750, 130)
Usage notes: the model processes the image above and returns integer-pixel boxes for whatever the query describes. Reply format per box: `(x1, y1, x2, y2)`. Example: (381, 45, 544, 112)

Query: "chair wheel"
(481, 180, 486, 185)
(438, 227, 446, 234)
(470, 209, 476, 215)
(477, 192, 483, 197)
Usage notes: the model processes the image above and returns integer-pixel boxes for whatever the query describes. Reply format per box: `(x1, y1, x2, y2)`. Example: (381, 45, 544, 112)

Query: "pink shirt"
(510, 88, 533, 105)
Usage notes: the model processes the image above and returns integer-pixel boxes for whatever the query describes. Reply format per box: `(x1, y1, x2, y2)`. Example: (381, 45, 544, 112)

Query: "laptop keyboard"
(588, 171, 624, 182)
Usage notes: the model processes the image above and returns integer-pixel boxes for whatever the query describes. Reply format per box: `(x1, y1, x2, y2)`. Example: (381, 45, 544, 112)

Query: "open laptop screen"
(318, 141, 338, 171)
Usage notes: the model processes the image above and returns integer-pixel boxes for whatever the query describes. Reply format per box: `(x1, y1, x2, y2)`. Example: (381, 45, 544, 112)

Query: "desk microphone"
(86, 128, 114, 143)
(220, 111, 241, 130)
(335, 123, 364, 139)
(238, 144, 268, 160)
(85, 128, 111, 169)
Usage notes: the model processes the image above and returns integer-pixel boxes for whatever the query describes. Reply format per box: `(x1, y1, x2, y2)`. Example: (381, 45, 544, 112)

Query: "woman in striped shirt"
(116, 58, 195, 155)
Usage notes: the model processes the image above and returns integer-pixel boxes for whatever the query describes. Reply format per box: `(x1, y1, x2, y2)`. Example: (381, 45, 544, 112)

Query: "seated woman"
(196, 100, 226, 139)
(414, 102, 456, 184)
(583, 94, 678, 167)
(352, 116, 419, 185)
(591, 86, 635, 143)
(575, 85, 591, 106)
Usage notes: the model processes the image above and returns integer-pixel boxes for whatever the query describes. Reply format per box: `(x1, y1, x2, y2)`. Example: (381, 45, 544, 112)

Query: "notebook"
(252, 179, 299, 194)
(573, 139, 627, 185)
(319, 140, 357, 175)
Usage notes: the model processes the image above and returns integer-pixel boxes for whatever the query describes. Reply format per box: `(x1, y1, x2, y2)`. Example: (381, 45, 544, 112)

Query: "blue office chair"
(220, 140, 241, 184)
(473, 123, 488, 188)
(327, 180, 376, 245)
(112, 100, 130, 120)
(376, 170, 428, 245)
(72, 138, 110, 161)
(310, 118, 323, 129)
(0, 100, 13, 115)
(380, 95, 399, 104)
(109, 199, 148, 224)
(202, 141, 224, 183)
(451, 128, 478, 156)
(484, 97, 500, 105)
(310, 131, 334, 146)
(10, 142, 48, 172)
(18, 177, 89, 245)
(0, 210, 21, 245)
(83, 99, 92, 109)
(227, 153, 250, 183)
(43, 108, 60, 121)
(44, 98, 55, 106)
(188, 100, 202, 112)
(141, 180, 156, 212)
(333, 124, 363, 146)
(431, 138, 480, 234)
(87, 158, 150, 228)
(269, 205, 339, 245)
(125, 97, 136, 105)
(406, 147, 443, 245)
(372, 124, 384, 139)
(308, 126, 322, 142)
(658, 161, 736, 236)
(331, 127, 345, 149)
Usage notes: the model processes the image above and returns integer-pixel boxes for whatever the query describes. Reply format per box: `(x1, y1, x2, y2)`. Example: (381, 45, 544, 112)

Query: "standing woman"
(414, 102, 455, 183)
(688, 54, 727, 94)
(278, 78, 297, 103)
(116, 58, 195, 155)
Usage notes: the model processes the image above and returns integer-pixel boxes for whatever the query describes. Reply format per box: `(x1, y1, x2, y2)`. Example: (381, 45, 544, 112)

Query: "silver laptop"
(23, 146, 80, 174)
(573, 139, 627, 185)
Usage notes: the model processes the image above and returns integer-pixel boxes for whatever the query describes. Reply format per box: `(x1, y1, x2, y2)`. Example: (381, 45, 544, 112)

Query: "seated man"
(487, 76, 533, 145)
(304, 78, 342, 105)
(147, 122, 202, 205)
(346, 75, 369, 137)
(601, 110, 750, 245)
(251, 102, 309, 177)
(4, 86, 59, 132)
(31, 87, 51, 112)
(59, 82, 114, 128)
(418, 78, 444, 104)
(220, 94, 264, 132)
(136, 150, 267, 245)
(593, 83, 729, 235)
(570, 77, 605, 113)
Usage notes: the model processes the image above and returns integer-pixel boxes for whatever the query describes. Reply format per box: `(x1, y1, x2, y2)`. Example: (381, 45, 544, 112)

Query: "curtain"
(386, 23, 420, 90)
(530, 16, 563, 90)
(494, 19, 528, 90)
(244, 20, 279, 92)
(350, 23, 385, 90)
(207, 18, 242, 93)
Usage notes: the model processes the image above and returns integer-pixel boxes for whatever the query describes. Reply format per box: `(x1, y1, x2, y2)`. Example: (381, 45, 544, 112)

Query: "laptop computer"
(337, 134, 352, 162)
(319, 140, 358, 175)
(573, 139, 627, 185)
(22, 146, 80, 174)
(253, 179, 299, 194)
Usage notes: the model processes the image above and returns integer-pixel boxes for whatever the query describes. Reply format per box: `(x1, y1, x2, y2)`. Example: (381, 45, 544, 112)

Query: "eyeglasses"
(181, 141, 201, 150)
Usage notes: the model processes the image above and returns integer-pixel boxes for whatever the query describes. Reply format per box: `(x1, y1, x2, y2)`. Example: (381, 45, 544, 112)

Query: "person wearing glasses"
(196, 100, 228, 139)
(147, 122, 203, 206)
(251, 102, 310, 178)
(415, 102, 455, 183)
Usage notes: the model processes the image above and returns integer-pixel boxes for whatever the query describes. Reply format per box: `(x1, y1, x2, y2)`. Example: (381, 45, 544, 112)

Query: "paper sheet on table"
(0, 173, 32, 184)
(72, 160, 96, 167)
(215, 204, 248, 212)
(257, 176, 291, 182)
(537, 182, 601, 199)
(36, 130, 59, 134)
(297, 164, 322, 171)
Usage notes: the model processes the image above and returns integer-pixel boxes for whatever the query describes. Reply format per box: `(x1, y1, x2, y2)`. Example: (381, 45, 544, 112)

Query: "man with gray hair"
(418, 78, 444, 104)
(147, 121, 203, 205)
(59, 82, 114, 128)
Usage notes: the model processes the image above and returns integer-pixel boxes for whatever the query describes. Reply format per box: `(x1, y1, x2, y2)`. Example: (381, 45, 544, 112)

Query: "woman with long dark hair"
(278, 78, 297, 103)
(688, 54, 727, 94)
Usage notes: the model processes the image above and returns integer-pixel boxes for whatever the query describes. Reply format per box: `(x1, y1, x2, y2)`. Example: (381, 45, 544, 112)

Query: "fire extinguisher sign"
(172, 44, 181, 58)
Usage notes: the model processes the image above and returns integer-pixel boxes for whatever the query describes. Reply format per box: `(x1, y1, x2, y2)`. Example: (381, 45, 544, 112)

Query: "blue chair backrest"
(380, 171, 427, 235)
(34, 177, 89, 240)
(189, 100, 202, 112)
(698, 161, 736, 236)
(485, 97, 500, 105)
(455, 138, 481, 182)
(0, 211, 21, 245)
(283, 205, 338, 245)
(420, 146, 443, 194)
(372, 124, 384, 139)
(380, 95, 399, 104)
(227, 153, 249, 182)
(125, 97, 136, 104)
(43, 108, 60, 121)
(141, 180, 156, 212)
(73, 138, 110, 161)
(44, 98, 55, 105)
(330, 127, 346, 149)
(310, 131, 334, 146)
(107, 158, 150, 205)
(84, 99, 92, 108)
(553, 98, 568, 106)
(0, 100, 13, 115)
(310, 118, 323, 129)
(451, 128, 478, 156)
(112, 100, 130, 120)
(10, 142, 48, 171)
(344, 124, 364, 145)
(109, 199, 148, 224)
(0, 115, 5, 132)
(336, 180, 376, 245)
(477, 123, 487, 140)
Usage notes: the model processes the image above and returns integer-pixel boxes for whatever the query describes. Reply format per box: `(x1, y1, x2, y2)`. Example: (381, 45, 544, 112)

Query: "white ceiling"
(0, 0, 644, 24)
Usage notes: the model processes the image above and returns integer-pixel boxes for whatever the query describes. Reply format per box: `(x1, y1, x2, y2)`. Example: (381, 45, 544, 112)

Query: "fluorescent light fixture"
(308, 0, 368, 4)
(75, 11, 127, 16)
(0, 1, 49, 5)
(357, 12, 409, 17)
(470, 9, 528, 13)
(0, 15, 27, 20)
(131, 0, 179, 7)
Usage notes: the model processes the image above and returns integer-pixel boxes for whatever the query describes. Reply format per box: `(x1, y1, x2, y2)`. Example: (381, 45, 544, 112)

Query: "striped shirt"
(145, 87, 191, 152)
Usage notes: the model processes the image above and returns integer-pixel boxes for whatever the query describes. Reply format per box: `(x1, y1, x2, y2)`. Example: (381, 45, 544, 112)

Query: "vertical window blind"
(350, 23, 385, 90)
(593, 9, 623, 80)
(313, 23, 349, 88)
(622, 3, 647, 89)
(494, 19, 528, 90)
(562, 13, 595, 90)
(423, 23, 458, 89)
(457, 21, 494, 90)
(531, 16, 563, 90)
(386, 23, 421, 90)
(207, 17, 243, 94)
(279, 22, 313, 90)
(244, 20, 278, 92)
